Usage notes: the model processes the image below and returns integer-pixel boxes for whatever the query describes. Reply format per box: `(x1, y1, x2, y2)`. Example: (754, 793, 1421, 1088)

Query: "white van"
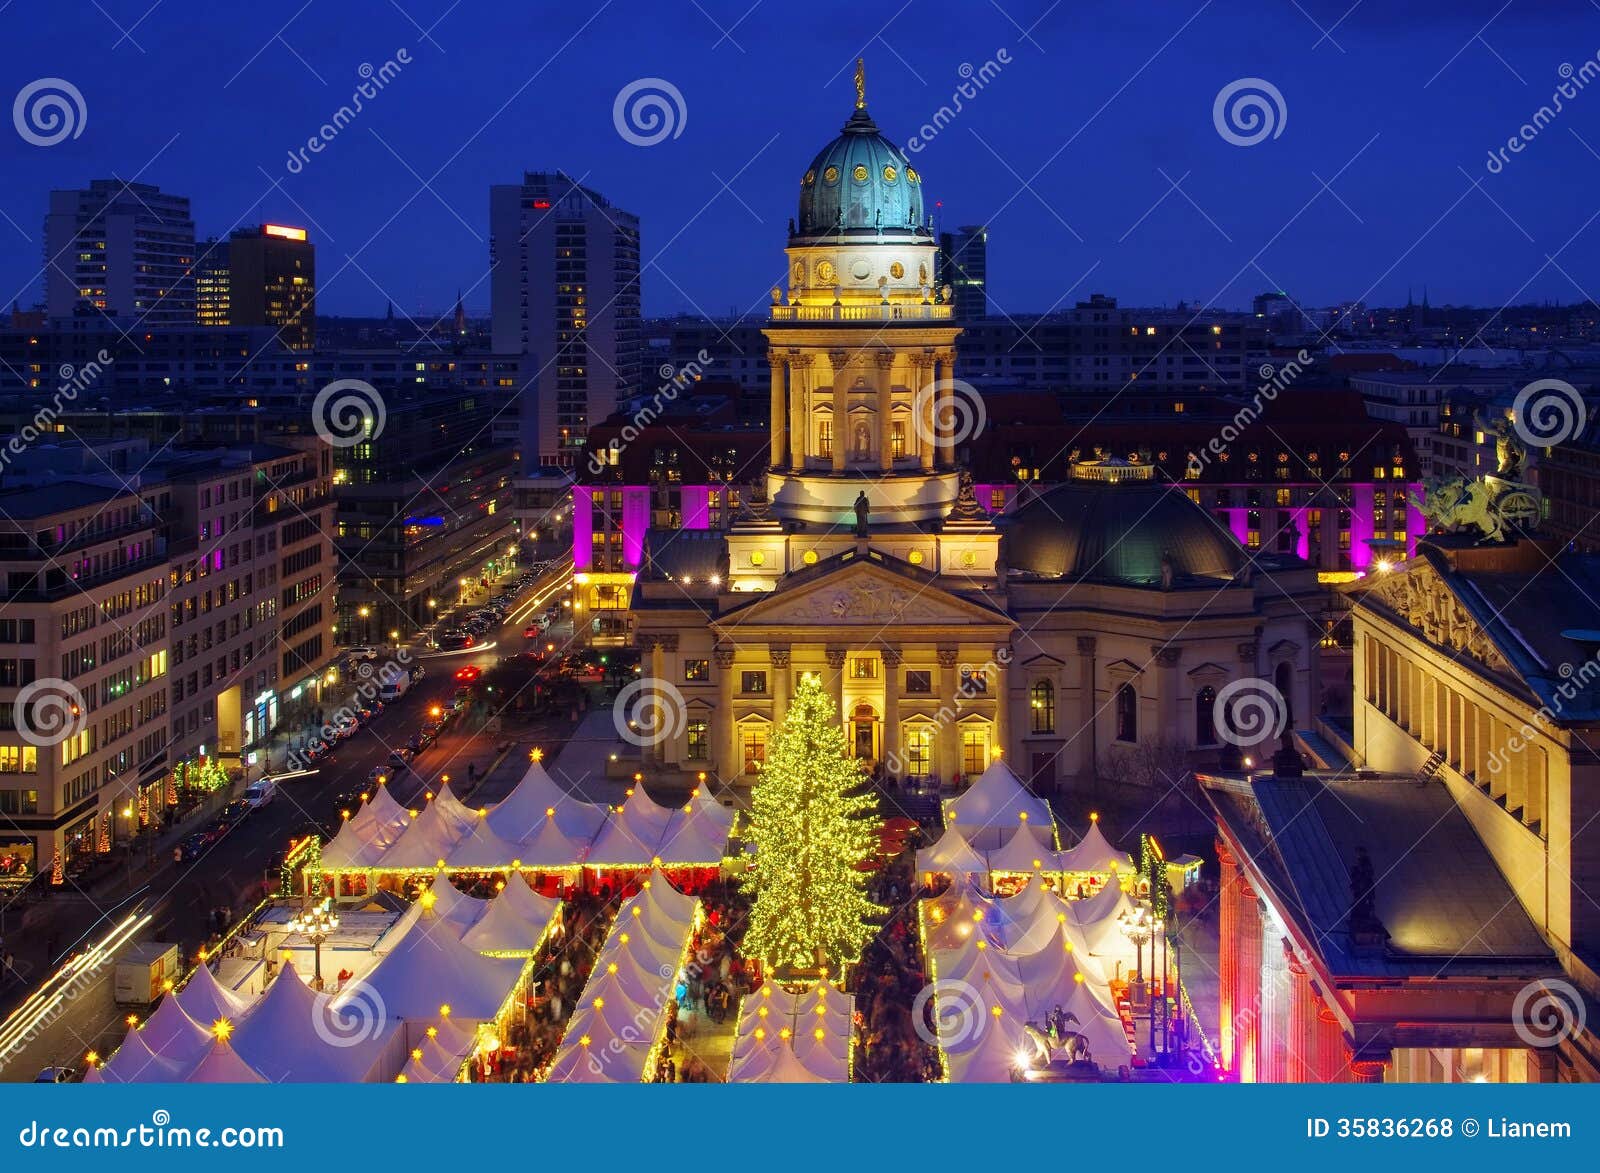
(244, 777, 277, 808)
(378, 673, 411, 703)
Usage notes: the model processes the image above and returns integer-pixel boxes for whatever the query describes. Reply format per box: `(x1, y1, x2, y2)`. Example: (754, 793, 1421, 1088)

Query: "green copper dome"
(795, 105, 928, 239)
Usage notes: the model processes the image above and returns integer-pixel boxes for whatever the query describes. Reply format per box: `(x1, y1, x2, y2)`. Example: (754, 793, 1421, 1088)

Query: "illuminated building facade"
(223, 224, 317, 350)
(43, 180, 196, 326)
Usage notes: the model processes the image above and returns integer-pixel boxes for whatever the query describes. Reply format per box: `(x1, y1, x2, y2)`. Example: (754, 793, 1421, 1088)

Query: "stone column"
(1076, 636, 1097, 784)
(788, 358, 808, 469)
(1235, 880, 1263, 1082)
(991, 642, 1010, 766)
(825, 646, 847, 727)
(768, 351, 787, 469)
(881, 648, 902, 772)
(714, 642, 737, 783)
(1304, 619, 1323, 723)
(876, 352, 895, 472)
(1259, 923, 1288, 1083)
(938, 645, 961, 784)
(771, 646, 791, 725)
(1217, 840, 1240, 1073)
(1152, 643, 1181, 740)
(1285, 947, 1315, 1083)
(915, 356, 935, 473)
(1314, 998, 1350, 1083)
(830, 350, 849, 473)
(934, 351, 957, 468)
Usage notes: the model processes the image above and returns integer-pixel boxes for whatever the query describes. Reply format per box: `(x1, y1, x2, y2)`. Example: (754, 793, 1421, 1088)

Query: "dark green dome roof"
(796, 107, 927, 238)
(1002, 479, 1247, 585)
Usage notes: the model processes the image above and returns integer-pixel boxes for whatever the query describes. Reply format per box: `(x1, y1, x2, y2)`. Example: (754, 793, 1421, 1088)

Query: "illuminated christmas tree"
(742, 674, 883, 977)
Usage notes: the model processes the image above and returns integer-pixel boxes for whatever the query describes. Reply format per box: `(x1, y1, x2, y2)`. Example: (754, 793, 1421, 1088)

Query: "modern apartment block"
(220, 224, 317, 349)
(43, 180, 196, 326)
(937, 224, 988, 321)
(0, 439, 336, 883)
(489, 172, 643, 465)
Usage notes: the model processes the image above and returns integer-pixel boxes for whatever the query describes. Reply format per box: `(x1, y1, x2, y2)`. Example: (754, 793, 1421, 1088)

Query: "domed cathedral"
(625, 65, 1324, 799)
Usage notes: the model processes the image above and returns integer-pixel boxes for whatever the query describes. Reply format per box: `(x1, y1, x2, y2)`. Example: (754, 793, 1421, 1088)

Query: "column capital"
(1215, 838, 1237, 870)
(1236, 640, 1258, 663)
(828, 349, 850, 369)
(1284, 943, 1307, 976)
(825, 646, 847, 669)
(766, 349, 787, 368)
(713, 643, 736, 669)
(880, 647, 903, 669)
(1076, 635, 1097, 656)
(936, 646, 959, 669)
(1152, 643, 1182, 667)
(769, 646, 791, 669)
(873, 351, 896, 370)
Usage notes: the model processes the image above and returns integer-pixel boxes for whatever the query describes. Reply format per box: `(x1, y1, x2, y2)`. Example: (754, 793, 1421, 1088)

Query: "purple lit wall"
(1350, 484, 1375, 571)
(572, 487, 594, 571)
(1206, 482, 1419, 572)
(974, 484, 1018, 514)
(681, 485, 711, 530)
(622, 489, 650, 569)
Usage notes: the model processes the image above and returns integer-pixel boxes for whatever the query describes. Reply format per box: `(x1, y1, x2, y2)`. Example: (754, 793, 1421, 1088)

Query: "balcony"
(769, 303, 953, 323)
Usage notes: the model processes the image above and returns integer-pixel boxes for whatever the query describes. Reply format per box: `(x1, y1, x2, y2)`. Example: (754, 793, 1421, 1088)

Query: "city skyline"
(5, 2, 1600, 323)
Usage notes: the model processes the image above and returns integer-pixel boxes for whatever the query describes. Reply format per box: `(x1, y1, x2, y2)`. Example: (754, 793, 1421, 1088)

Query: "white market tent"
(1059, 819, 1135, 877)
(984, 822, 1062, 878)
(941, 1007, 1031, 1083)
(460, 878, 562, 957)
(346, 902, 531, 1025)
(322, 785, 413, 870)
(230, 962, 397, 1083)
(943, 759, 1053, 851)
(486, 759, 609, 842)
(728, 982, 853, 1083)
(185, 1035, 265, 1084)
(915, 825, 989, 879)
(585, 785, 678, 867)
(100, 1023, 188, 1083)
(174, 960, 253, 1026)
(133, 989, 213, 1069)
(545, 870, 699, 1083)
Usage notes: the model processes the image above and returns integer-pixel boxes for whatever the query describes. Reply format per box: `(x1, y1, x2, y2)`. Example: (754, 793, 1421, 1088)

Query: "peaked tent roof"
(231, 962, 393, 1083)
(348, 906, 528, 1023)
(186, 1036, 265, 1083)
(942, 1008, 1030, 1083)
(175, 961, 253, 1026)
(102, 1024, 187, 1083)
(428, 878, 490, 931)
(916, 826, 989, 877)
(985, 821, 1061, 876)
(135, 992, 212, 1069)
(504, 811, 589, 868)
(487, 759, 609, 842)
(945, 758, 1052, 834)
(460, 888, 557, 956)
(1059, 820, 1135, 875)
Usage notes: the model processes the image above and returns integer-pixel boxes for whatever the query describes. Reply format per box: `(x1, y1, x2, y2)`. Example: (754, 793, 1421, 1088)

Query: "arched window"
(1115, 683, 1138, 743)
(1274, 661, 1295, 728)
(1195, 685, 1217, 746)
(1030, 679, 1055, 734)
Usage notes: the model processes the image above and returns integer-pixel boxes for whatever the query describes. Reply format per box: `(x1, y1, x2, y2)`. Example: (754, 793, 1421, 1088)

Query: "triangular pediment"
(715, 555, 1012, 632)
(1362, 558, 1511, 673)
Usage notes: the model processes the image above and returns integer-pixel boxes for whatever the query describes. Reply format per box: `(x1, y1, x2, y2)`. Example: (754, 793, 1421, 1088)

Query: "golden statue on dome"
(855, 57, 867, 109)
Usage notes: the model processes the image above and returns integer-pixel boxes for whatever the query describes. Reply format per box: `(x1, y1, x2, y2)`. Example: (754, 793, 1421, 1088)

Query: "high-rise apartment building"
(938, 224, 988, 320)
(226, 224, 316, 349)
(489, 172, 642, 466)
(44, 180, 196, 326)
(194, 238, 231, 329)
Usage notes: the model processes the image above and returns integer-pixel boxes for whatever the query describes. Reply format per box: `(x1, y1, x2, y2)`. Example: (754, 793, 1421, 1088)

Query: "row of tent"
(545, 870, 701, 1082)
(321, 761, 737, 874)
(91, 873, 561, 1083)
(727, 982, 853, 1082)
(917, 818, 1135, 880)
(922, 878, 1142, 1082)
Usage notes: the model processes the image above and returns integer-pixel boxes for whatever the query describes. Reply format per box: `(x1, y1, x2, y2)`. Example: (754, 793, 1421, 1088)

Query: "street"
(0, 557, 586, 1081)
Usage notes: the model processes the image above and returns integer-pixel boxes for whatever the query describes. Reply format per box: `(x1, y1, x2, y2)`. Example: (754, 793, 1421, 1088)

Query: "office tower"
(194, 238, 231, 329)
(938, 224, 988, 321)
(489, 172, 642, 466)
(44, 179, 196, 325)
(222, 224, 316, 349)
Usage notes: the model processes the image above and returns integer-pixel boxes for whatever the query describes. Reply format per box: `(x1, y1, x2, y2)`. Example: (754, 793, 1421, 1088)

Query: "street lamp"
(1118, 903, 1153, 1010)
(286, 898, 340, 991)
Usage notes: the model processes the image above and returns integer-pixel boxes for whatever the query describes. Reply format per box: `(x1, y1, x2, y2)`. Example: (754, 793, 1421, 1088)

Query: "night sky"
(5, 0, 1600, 321)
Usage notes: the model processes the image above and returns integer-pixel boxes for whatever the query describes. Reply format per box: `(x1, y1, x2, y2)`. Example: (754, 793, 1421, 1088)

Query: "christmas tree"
(742, 674, 883, 977)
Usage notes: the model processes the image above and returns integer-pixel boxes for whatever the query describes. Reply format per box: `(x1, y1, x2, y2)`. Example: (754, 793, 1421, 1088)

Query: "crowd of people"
(851, 845, 941, 1083)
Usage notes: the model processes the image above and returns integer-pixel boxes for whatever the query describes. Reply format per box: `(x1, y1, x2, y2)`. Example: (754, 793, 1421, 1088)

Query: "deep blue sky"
(4, 0, 1600, 321)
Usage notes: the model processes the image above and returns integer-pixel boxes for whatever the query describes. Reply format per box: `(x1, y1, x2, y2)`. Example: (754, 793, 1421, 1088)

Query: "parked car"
(454, 665, 482, 683)
(243, 778, 277, 809)
(346, 646, 381, 662)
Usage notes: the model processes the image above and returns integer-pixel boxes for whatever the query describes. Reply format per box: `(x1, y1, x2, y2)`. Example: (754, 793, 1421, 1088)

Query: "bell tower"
(760, 59, 965, 527)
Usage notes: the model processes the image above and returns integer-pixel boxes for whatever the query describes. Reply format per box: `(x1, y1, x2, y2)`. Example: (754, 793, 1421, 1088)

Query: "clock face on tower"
(816, 260, 836, 285)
